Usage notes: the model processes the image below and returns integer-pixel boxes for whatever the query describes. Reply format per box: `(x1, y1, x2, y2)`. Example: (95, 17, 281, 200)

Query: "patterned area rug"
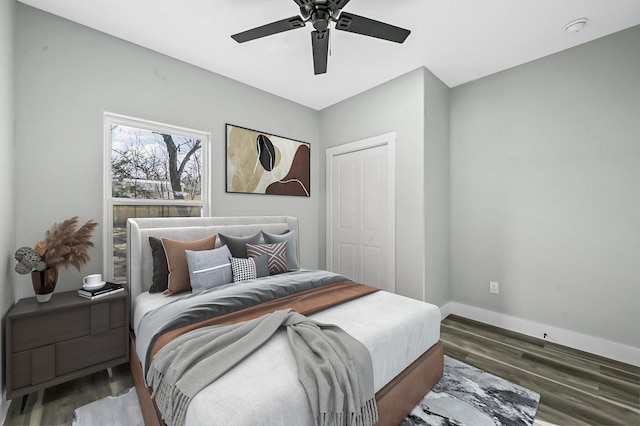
(73, 356, 539, 426)
(402, 356, 540, 426)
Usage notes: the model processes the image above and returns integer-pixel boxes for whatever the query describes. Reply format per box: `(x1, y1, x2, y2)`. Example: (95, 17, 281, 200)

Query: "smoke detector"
(564, 18, 588, 34)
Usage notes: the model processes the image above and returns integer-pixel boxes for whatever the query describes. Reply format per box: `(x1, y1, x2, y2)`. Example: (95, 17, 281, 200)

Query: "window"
(104, 113, 209, 282)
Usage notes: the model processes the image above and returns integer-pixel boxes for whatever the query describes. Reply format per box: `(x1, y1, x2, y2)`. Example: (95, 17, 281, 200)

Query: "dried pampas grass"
(33, 216, 98, 271)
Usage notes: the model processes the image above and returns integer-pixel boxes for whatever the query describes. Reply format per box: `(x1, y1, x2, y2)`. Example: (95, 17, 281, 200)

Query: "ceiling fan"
(231, 0, 411, 75)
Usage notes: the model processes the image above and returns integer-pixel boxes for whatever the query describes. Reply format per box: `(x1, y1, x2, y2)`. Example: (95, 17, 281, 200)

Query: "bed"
(126, 216, 443, 426)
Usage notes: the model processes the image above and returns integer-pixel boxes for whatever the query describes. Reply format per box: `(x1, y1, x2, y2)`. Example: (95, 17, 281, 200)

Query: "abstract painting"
(226, 124, 310, 196)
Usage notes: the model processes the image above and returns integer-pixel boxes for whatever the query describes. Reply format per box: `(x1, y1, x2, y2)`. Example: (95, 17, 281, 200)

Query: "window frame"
(103, 112, 210, 282)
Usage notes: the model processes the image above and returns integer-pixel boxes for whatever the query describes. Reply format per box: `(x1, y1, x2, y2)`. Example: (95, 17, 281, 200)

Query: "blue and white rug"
(402, 356, 540, 426)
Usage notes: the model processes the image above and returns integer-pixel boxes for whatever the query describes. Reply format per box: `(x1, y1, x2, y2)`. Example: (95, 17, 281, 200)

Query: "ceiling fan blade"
(335, 12, 410, 43)
(231, 16, 306, 43)
(311, 29, 329, 75)
(331, 0, 352, 9)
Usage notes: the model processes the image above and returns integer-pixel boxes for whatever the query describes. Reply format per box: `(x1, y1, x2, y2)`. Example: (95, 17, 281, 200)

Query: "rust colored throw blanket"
(148, 281, 379, 365)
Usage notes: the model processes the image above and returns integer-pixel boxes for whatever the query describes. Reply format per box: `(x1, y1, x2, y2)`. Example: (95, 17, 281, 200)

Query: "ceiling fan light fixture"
(564, 18, 588, 34)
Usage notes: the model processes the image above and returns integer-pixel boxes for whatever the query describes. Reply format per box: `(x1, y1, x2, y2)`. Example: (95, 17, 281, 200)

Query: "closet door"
(326, 134, 395, 293)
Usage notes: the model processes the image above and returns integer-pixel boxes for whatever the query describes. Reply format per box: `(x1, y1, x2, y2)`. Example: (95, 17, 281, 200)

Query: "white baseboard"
(439, 302, 454, 320)
(439, 302, 640, 367)
(0, 390, 9, 426)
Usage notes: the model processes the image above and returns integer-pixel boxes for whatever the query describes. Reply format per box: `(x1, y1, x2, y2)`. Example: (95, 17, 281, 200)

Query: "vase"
(31, 268, 58, 303)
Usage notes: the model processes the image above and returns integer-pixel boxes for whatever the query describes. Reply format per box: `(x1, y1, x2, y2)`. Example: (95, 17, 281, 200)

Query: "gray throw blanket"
(146, 308, 378, 426)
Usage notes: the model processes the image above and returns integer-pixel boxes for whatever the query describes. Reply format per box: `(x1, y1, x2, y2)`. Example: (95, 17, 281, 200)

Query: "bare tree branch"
(178, 139, 202, 177)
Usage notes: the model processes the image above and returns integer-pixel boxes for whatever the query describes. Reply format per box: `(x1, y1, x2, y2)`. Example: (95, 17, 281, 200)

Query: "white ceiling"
(18, 0, 640, 110)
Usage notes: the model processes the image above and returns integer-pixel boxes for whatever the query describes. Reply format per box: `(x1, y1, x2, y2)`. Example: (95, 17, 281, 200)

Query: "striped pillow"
(246, 241, 288, 275)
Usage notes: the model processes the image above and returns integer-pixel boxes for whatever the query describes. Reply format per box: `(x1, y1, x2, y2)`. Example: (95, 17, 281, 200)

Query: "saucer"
(83, 281, 106, 290)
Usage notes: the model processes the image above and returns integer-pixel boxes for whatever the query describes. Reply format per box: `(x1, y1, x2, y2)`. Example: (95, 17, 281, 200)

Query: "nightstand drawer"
(11, 327, 126, 388)
(12, 308, 91, 352)
(12, 344, 58, 389)
(11, 351, 32, 389)
(109, 299, 126, 328)
(56, 327, 126, 376)
(11, 299, 127, 352)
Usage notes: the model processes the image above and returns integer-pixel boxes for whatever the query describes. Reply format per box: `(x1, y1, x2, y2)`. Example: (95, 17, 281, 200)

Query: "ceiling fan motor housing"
(311, 7, 331, 31)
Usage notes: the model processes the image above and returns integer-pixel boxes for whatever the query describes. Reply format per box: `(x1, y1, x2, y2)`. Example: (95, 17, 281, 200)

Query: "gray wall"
(320, 68, 426, 300)
(14, 4, 320, 301)
(1, 0, 16, 399)
(424, 69, 450, 306)
(320, 67, 450, 304)
(450, 26, 640, 347)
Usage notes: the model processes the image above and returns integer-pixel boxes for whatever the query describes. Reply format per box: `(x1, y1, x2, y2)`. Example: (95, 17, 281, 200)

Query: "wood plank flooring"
(3, 364, 132, 426)
(441, 315, 640, 425)
(4, 315, 638, 425)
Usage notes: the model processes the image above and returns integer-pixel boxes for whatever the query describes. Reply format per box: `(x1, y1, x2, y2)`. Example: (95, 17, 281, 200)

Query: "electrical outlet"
(489, 281, 499, 294)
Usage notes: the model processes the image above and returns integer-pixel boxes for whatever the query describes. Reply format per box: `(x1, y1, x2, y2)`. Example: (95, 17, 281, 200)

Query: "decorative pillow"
(230, 257, 255, 282)
(230, 254, 270, 282)
(218, 232, 262, 258)
(262, 230, 299, 270)
(185, 245, 233, 292)
(149, 237, 169, 293)
(246, 242, 288, 275)
(161, 234, 217, 294)
(253, 254, 270, 278)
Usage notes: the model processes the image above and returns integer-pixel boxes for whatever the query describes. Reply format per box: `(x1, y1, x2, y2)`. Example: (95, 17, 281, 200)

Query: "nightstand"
(5, 288, 129, 408)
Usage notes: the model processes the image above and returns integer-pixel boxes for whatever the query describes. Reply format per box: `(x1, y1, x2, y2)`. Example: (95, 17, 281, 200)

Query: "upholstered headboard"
(126, 216, 299, 307)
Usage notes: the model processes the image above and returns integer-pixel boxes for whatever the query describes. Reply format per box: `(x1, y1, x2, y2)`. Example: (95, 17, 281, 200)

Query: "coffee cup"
(83, 273, 102, 286)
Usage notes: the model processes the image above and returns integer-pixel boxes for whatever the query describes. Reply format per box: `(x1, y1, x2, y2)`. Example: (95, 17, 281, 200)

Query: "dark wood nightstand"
(5, 288, 129, 408)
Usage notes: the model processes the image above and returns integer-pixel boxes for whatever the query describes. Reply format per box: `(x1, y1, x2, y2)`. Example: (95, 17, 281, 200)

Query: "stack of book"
(77, 282, 124, 300)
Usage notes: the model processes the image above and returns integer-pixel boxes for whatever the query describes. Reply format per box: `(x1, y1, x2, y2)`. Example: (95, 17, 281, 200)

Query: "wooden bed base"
(375, 341, 444, 425)
(129, 331, 444, 426)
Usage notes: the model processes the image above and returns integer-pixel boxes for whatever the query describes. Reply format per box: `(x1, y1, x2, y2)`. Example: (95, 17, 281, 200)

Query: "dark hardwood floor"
(3, 364, 132, 426)
(4, 316, 638, 425)
(441, 314, 640, 425)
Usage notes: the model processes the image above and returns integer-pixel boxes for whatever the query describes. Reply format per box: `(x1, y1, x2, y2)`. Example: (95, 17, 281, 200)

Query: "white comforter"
(135, 289, 440, 426)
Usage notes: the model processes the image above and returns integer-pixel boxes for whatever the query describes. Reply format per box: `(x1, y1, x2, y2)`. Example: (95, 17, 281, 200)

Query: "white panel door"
(360, 147, 387, 288)
(328, 137, 394, 293)
(333, 154, 358, 280)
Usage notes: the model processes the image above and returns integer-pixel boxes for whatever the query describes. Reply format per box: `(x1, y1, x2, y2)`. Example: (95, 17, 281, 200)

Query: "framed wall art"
(226, 124, 310, 197)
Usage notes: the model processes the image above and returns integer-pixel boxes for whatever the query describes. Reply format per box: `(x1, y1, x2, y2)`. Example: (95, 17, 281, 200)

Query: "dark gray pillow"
(262, 230, 299, 270)
(149, 237, 169, 293)
(253, 254, 270, 278)
(218, 232, 262, 258)
(185, 245, 233, 291)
